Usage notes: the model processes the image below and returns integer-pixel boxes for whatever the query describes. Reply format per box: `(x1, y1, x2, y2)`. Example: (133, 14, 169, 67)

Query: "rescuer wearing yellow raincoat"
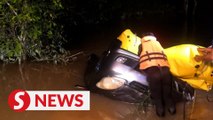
(117, 29, 213, 92)
(139, 33, 176, 117)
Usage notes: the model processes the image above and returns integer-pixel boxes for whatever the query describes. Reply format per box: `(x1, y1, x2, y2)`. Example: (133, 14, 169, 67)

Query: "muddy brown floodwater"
(0, 56, 195, 120)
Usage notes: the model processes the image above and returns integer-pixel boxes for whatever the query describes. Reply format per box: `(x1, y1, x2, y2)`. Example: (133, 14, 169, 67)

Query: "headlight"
(96, 77, 126, 90)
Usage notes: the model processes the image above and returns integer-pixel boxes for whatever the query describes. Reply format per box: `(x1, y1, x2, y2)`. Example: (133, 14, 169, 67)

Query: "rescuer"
(139, 33, 176, 117)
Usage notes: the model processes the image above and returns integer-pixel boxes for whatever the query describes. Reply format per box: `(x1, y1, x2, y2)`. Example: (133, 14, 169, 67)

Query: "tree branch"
(6, 1, 18, 16)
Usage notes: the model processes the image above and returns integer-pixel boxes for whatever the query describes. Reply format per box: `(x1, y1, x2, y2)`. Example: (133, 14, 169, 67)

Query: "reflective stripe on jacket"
(139, 39, 169, 70)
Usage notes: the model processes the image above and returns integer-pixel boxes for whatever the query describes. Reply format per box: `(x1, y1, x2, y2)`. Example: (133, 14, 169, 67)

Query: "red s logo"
(8, 89, 30, 112)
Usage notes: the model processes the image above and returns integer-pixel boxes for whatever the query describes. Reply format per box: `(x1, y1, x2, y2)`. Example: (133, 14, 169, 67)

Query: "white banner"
(8, 90, 90, 112)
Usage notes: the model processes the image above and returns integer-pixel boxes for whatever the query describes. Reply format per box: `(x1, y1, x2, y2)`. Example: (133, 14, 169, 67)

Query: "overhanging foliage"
(0, 0, 65, 63)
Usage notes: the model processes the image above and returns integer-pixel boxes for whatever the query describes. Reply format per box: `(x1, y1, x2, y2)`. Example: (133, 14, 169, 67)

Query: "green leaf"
(12, 0, 17, 3)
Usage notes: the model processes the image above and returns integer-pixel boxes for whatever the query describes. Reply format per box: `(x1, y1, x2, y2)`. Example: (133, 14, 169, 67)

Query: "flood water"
(0, 57, 195, 120)
(1, 14, 213, 120)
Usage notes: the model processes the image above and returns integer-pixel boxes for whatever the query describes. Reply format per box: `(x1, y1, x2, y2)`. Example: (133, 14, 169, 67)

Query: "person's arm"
(197, 48, 212, 53)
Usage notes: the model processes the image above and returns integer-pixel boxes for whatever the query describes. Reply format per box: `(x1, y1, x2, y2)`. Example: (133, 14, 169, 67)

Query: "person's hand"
(195, 48, 213, 62)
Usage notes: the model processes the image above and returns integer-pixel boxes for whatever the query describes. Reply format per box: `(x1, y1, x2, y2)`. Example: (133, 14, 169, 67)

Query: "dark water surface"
(1, 15, 213, 120)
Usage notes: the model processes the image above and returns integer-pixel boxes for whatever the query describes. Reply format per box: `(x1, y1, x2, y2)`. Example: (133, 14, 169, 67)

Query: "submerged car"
(84, 43, 194, 103)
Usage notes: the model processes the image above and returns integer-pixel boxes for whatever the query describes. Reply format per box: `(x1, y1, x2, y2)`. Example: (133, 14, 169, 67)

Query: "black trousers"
(143, 66, 174, 108)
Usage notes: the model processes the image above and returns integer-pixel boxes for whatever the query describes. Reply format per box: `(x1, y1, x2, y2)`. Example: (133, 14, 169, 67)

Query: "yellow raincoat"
(165, 44, 213, 91)
(117, 29, 141, 55)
